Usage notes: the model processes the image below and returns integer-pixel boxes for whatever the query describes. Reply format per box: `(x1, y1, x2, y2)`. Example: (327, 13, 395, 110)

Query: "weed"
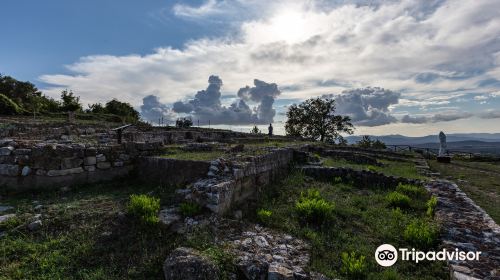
(202, 247, 236, 279)
(127, 194, 160, 225)
(179, 202, 202, 217)
(404, 219, 439, 250)
(396, 183, 426, 197)
(426, 196, 438, 217)
(340, 251, 367, 279)
(333, 176, 343, 184)
(386, 192, 411, 209)
(256, 209, 272, 225)
(295, 189, 334, 224)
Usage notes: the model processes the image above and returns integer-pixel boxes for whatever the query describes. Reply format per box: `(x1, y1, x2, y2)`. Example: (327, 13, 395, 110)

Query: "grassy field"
(0, 179, 228, 280)
(428, 159, 500, 224)
(322, 157, 426, 180)
(252, 171, 447, 279)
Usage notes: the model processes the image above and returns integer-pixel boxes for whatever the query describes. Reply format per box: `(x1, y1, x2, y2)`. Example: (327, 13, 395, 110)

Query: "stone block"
(13, 148, 31, 156)
(0, 164, 19, 176)
(85, 147, 97, 156)
(61, 157, 83, 169)
(21, 166, 31, 176)
(46, 167, 84, 176)
(113, 161, 124, 167)
(84, 165, 96, 172)
(96, 162, 111, 169)
(36, 169, 47, 176)
(84, 156, 97, 165)
(96, 154, 106, 162)
(0, 146, 14, 156)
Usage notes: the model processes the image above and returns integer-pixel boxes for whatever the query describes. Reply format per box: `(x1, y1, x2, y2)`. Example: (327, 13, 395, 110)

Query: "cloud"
(325, 87, 400, 127)
(38, 0, 500, 133)
(172, 76, 280, 124)
(479, 109, 500, 119)
(140, 95, 176, 123)
(401, 111, 474, 124)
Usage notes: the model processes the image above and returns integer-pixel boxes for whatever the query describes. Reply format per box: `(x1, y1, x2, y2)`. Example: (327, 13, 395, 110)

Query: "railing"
(386, 145, 476, 159)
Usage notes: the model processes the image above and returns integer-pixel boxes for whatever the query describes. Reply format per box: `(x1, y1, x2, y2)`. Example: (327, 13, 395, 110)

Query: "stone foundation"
(425, 180, 500, 280)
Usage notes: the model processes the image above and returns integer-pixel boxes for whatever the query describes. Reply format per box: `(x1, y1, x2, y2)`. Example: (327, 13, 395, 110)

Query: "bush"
(257, 209, 272, 224)
(295, 189, 334, 224)
(180, 202, 202, 217)
(0, 93, 22, 115)
(404, 219, 439, 250)
(127, 194, 160, 225)
(333, 176, 342, 184)
(386, 191, 411, 209)
(396, 183, 426, 197)
(426, 196, 438, 217)
(340, 251, 367, 279)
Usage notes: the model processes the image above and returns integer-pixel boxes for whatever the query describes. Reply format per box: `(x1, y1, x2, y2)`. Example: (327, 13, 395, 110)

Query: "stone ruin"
(1, 121, 499, 280)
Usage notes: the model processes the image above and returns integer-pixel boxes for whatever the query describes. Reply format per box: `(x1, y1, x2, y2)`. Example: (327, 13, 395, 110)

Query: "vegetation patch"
(396, 183, 426, 198)
(256, 209, 273, 225)
(295, 189, 334, 225)
(404, 219, 439, 250)
(179, 201, 203, 217)
(255, 170, 447, 279)
(386, 191, 411, 209)
(426, 196, 438, 217)
(127, 194, 160, 225)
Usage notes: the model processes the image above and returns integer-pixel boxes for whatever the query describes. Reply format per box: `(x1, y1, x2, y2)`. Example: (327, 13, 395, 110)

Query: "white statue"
(438, 131, 448, 156)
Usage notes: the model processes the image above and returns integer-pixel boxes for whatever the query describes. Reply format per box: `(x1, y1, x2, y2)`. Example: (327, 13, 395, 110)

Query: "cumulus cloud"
(325, 87, 400, 127)
(38, 0, 500, 133)
(140, 95, 176, 123)
(172, 76, 280, 124)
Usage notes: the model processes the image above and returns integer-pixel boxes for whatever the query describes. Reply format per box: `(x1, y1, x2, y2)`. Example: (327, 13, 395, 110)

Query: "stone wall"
(425, 180, 500, 280)
(179, 148, 296, 215)
(135, 157, 211, 187)
(0, 139, 163, 192)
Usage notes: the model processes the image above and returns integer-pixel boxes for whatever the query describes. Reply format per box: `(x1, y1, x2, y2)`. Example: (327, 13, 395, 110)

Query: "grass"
(253, 170, 446, 279)
(161, 149, 224, 161)
(428, 159, 500, 223)
(0, 178, 227, 279)
(323, 158, 426, 180)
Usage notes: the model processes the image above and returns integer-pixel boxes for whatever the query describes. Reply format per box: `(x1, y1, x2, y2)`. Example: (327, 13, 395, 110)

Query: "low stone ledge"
(425, 180, 500, 280)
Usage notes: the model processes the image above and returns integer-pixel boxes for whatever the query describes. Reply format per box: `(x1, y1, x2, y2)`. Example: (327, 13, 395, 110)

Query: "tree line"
(0, 74, 139, 123)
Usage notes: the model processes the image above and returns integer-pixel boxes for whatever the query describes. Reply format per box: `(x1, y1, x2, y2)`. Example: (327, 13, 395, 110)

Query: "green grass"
(254, 171, 447, 279)
(161, 149, 224, 161)
(428, 160, 500, 223)
(0, 178, 226, 280)
(323, 158, 426, 180)
(127, 194, 160, 225)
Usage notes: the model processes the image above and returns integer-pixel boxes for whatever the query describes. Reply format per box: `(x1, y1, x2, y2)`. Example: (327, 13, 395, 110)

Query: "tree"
(0, 74, 42, 108)
(0, 93, 22, 115)
(285, 97, 354, 142)
(87, 103, 106, 114)
(176, 117, 193, 128)
(104, 99, 139, 122)
(356, 136, 387, 149)
(250, 125, 261, 134)
(60, 90, 82, 112)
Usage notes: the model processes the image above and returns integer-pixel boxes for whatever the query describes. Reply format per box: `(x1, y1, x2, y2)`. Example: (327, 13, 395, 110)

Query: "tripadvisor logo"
(375, 244, 481, 266)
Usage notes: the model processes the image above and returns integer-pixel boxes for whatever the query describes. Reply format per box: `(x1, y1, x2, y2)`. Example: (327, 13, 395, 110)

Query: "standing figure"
(438, 131, 447, 156)
(268, 123, 273, 137)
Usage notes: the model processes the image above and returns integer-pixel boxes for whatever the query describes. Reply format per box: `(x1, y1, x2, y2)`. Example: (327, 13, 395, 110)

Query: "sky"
(1, 0, 500, 136)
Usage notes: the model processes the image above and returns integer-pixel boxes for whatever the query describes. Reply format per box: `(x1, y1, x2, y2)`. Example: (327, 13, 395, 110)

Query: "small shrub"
(203, 247, 236, 278)
(340, 251, 367, 279)
(333, 176, 342, 184)
(180, 202, 202, 217)
(295, 189, 334, 224)
(127, 194, 160, 225)
(386, 192, 411, 209)
(426, 196, 438, 217)
(367, 165, 377, 172)
(396, 183, 426, 197)
(257, 209, 272, 224)
(404, 219, 439, 250)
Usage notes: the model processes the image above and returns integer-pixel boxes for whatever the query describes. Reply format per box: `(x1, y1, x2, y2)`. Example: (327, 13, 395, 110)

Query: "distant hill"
(346, 134, 500, 155)
(346, 133, 500, 145)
